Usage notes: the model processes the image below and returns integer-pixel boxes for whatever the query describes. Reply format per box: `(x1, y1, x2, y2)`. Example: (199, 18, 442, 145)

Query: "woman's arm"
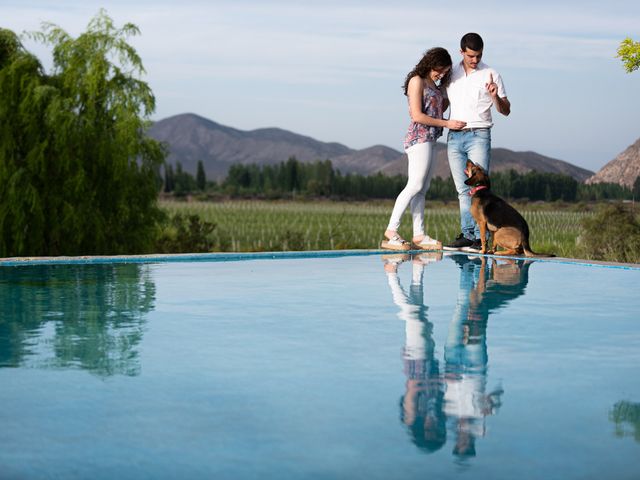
(407, 76, 466, 129)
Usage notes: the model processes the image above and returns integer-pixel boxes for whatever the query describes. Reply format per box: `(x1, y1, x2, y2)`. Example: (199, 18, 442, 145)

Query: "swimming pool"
(1, 252, 639, 479)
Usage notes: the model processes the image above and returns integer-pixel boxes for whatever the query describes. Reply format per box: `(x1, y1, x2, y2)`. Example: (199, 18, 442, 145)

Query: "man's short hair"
(461, 33, 484, 52)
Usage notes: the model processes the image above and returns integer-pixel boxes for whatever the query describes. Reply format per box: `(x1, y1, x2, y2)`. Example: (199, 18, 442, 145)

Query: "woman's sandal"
(382, 253, 410, 265)
(411, 235, 442, 251)
(382, 254, 410, 272)
(381, 234, 411, 251)
(413, 252, 443, 264)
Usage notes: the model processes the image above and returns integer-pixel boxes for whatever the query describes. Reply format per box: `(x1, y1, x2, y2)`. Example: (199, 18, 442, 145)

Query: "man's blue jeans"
(444, 257, 488, 374)
(447, 129, 492, 240)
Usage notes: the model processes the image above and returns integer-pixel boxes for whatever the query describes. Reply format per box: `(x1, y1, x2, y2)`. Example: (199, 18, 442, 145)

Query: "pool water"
(1, 252, 639, 479)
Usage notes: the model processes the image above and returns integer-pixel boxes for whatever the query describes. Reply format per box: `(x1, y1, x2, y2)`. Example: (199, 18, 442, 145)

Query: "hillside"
(148, 114, 353, 180)
(376, 145, 593, 181)
(585, 137, 640, 188)
(148, 113, 594, 181)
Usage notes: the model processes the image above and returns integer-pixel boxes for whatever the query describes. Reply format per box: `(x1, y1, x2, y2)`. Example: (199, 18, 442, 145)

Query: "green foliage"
(489, 170, 631, 202)
(156, 213, 217, 253)
(633, 176, 640, 199)
(221, 157, 411, 200)
(576, 181, 633, 201)
(196, 160, 206, 191)
(490, 170, 579, 201)
(426, 177, 457, 201)
(0, 11, 164, 256)
(617, 38, 640, 73)
(579, 204, 640, 263)
(167, 158, 631, 204)
(160, 199, 640, 264)
(163, 163, 175, 193)
(281, 230, 305, 251)
(161, 200, 589, 258)
(172, 162, 197, 196)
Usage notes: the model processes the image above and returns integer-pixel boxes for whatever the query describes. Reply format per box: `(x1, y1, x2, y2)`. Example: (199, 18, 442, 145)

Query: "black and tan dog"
(464, 160, 554, 257)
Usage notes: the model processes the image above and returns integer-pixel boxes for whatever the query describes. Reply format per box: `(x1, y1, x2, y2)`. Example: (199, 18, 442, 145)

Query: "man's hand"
(486, 72, 510, 116)
(485, 72, 498, 98)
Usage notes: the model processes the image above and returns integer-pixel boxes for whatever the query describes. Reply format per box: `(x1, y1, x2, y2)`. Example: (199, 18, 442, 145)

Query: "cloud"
(7, 1, 636, 80)
(2, 0, 639, 169)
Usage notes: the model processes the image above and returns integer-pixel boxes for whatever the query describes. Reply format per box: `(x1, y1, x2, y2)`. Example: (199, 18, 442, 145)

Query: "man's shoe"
(447, 253, 471, 268)
(443, 233, 474, 251)
(462, 239, 482, 253)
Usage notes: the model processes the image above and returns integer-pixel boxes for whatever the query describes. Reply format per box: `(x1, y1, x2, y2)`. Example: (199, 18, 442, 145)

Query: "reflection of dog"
(464, 160, 554, 257)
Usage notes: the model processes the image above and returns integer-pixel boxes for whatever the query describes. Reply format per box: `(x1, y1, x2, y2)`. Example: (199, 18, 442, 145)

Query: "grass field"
(160, 199, 593, 258)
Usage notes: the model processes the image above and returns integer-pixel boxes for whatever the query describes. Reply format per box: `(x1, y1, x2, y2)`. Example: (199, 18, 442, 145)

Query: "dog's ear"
(466, 160, 475, 170)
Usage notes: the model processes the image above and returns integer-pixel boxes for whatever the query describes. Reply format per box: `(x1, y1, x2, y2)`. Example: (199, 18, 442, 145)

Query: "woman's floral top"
(403, 83, 446, 150)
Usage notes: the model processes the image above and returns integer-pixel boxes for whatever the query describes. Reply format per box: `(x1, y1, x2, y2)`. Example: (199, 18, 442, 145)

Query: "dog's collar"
(469, 185, 488, 195)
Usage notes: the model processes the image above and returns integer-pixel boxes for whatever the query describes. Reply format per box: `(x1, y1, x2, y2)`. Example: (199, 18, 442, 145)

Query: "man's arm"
(494, 96, 510, 116)
(486, 72, 511, 116)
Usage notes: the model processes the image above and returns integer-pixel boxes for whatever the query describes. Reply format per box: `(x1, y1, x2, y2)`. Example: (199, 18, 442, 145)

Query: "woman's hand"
(446, 119, 467, 130)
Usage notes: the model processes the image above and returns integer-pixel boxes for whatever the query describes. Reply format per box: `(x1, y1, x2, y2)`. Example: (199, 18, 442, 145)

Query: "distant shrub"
(156, 213, 217, 253)
(281, 230, 305, 251)
(579, 204, 640, 263)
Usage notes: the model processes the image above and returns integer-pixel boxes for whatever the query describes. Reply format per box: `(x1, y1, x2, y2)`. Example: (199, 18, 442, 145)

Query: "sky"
(3, 0, 639, 172)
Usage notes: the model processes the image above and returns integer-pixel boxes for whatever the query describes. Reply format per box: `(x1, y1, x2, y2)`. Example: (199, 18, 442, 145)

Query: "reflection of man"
(383, 253, 446, 453)
(444, 255, 531, 458)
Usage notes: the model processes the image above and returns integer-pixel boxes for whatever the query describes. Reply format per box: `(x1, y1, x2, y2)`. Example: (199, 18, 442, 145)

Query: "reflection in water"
(385, 253, 446, 453)
(444, 255, 531, 459)
(0, 264, 155, 377)
(610, 401, 640, 442)
(385, 253, 532, 459)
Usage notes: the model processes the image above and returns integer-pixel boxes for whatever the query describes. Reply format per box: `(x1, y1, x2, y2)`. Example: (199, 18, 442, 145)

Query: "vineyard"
(160, 200, 592, 258)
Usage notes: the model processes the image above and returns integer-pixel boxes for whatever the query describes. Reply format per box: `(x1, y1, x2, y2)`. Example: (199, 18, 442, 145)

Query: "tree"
(0, 10, 165, 256)
(196, 160, 207, 191)
(283, 156, 300, 192)
(163, 163, 175, 193)
(633, 175, 640, 200)
(617, 38, 640, 73)
(172, 162, 197, 195)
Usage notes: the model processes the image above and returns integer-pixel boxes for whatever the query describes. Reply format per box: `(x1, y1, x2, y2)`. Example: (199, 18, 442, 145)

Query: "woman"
(381, 47, 466, 251)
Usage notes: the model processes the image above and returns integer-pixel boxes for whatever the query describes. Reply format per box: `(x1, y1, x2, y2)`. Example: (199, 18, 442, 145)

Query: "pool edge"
(0, 250, 639, 270)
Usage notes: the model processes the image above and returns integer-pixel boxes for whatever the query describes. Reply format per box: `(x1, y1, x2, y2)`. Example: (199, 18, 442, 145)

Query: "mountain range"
(148, 113, 608, 183)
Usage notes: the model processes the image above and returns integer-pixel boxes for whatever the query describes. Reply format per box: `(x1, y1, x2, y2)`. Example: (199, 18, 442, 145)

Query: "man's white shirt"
(446, 61, 507, 129)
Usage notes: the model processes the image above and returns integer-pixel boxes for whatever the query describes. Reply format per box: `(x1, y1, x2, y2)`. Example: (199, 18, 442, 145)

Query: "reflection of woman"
(384, 254, 531, 458)
(383, 253, 446, 453)
(381, 48, 466, 252)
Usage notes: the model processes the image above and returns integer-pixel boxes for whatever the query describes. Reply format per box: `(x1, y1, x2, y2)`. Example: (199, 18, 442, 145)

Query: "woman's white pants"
(386, 141, 436, 236)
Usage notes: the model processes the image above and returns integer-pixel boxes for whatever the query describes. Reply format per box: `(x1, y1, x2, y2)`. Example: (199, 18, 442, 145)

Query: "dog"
(464, 160, 554, 257)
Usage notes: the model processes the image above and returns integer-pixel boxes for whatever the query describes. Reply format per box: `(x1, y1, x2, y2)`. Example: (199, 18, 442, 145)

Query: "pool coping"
(0, 250, 638, 270)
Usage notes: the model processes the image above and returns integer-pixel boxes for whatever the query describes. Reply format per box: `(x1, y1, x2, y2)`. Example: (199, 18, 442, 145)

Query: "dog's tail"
(523, 239, 555, 258)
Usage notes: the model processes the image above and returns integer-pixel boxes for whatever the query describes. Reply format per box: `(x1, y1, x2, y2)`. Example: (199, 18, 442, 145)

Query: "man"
(443, 33, 510, 252)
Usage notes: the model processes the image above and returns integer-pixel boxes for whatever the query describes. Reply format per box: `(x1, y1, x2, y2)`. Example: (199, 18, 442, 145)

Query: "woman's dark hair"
(402, 47, 452, 95)
(460, 33, 484, 52)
